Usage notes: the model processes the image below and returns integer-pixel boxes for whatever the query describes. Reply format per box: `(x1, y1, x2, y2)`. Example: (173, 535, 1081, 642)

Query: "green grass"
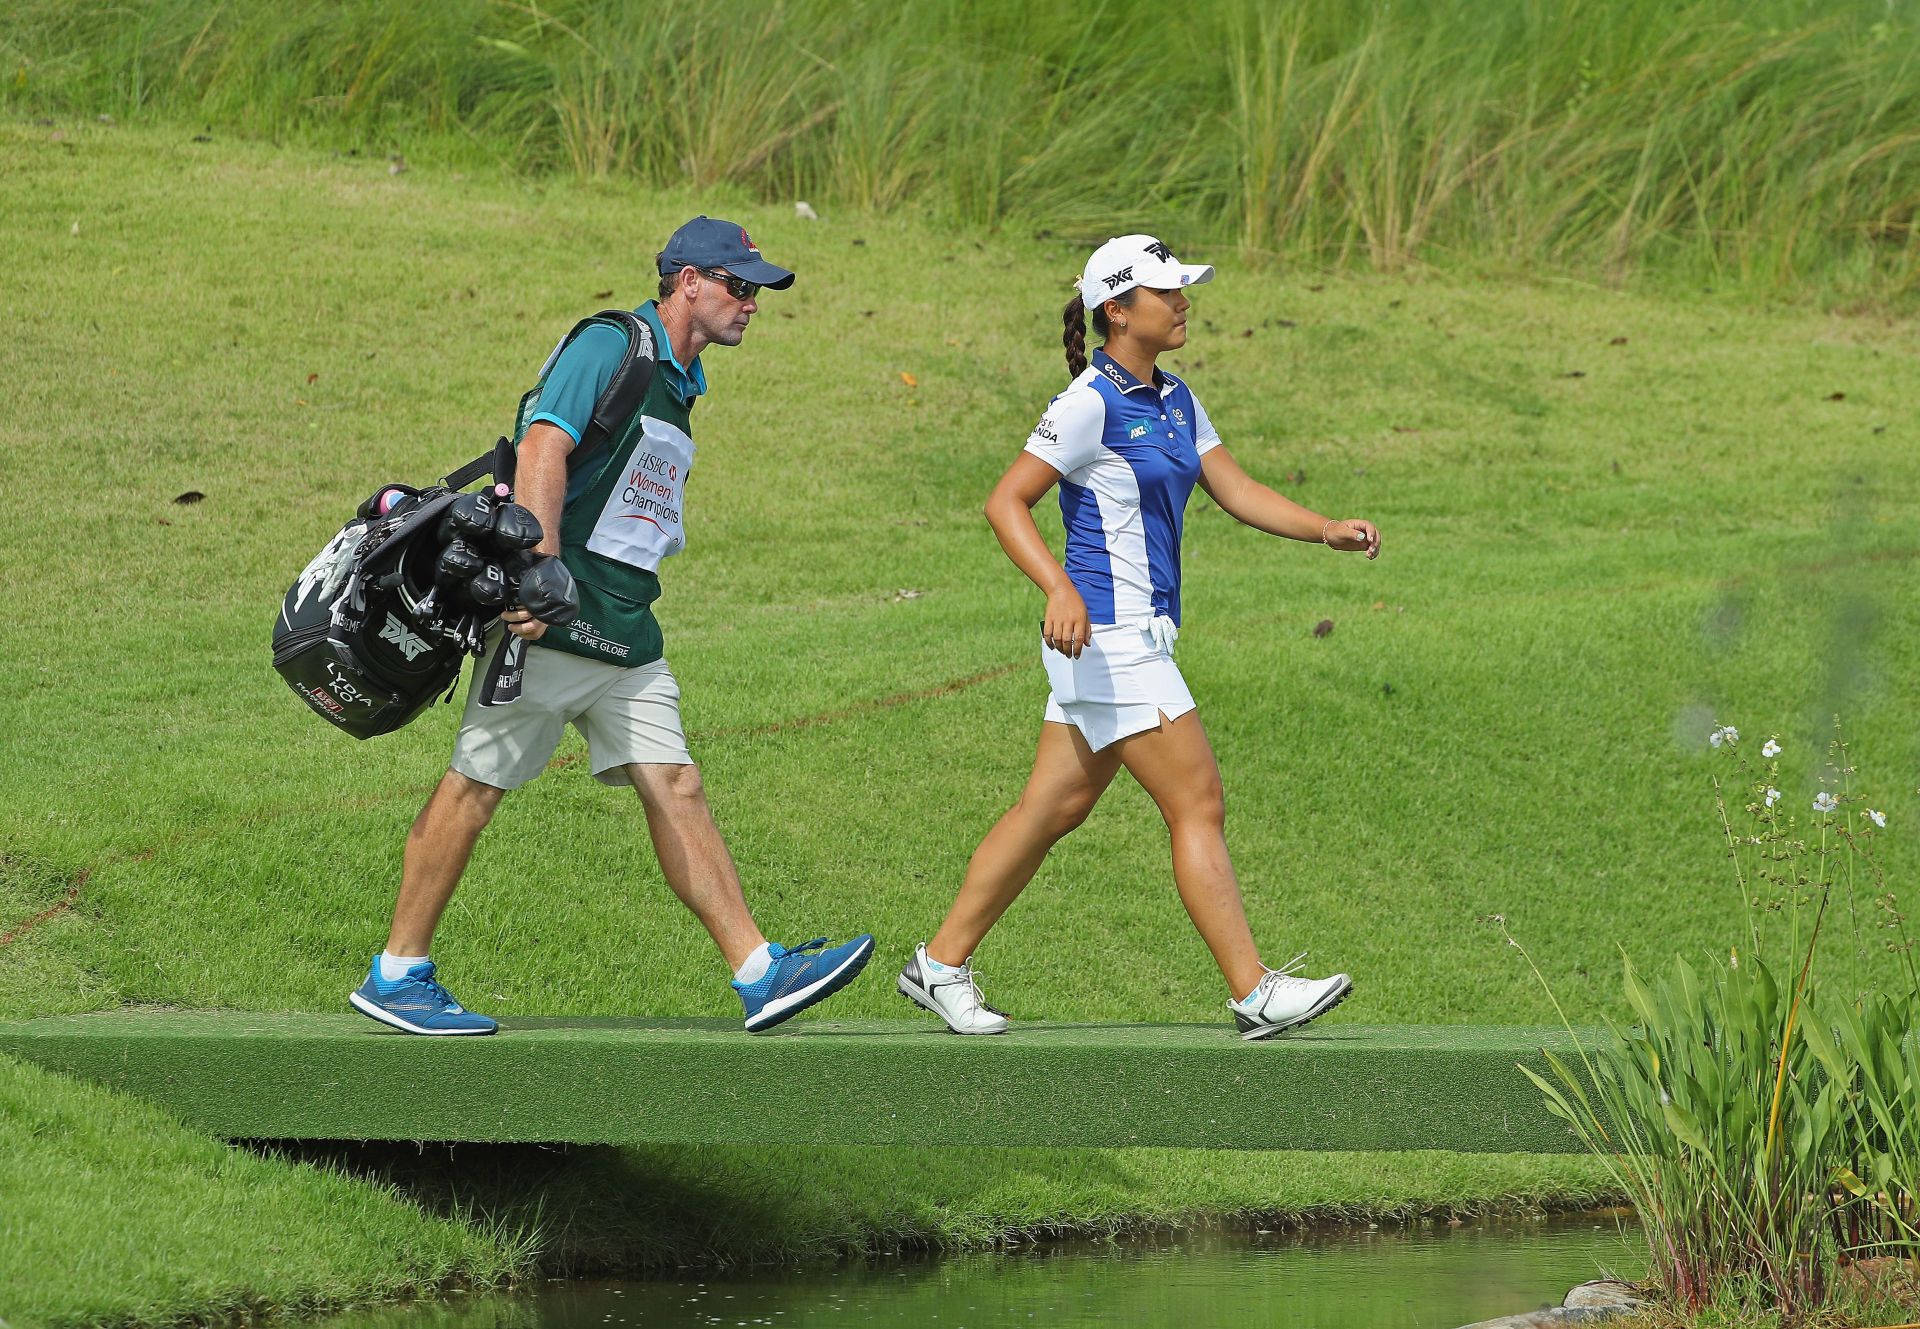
(0, 118, 1916, 1325)
(3, 0, 1918, 301)
(0, 1054, 527, 1329)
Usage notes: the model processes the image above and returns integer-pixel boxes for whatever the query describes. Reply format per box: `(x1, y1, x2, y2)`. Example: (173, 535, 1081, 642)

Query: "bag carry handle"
(442, 436, 512, 492)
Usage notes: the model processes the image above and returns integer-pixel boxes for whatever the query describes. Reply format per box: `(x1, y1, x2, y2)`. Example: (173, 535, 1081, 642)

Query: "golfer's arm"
(984, 454, 1076, 598)
(515, 422, 573, 558)
(1198, 446, 1328, 542)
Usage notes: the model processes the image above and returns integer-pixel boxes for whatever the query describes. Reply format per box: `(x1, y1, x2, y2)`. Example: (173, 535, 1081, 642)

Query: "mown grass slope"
(3, 122, 1913, 1026)
(0, 119, 1915, 1326)
(0, 1053, 525, 1328)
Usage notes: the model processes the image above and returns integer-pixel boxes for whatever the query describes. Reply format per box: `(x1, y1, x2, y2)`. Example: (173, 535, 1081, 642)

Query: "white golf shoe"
(1231, 954, 1353, 1040)
(898, 943, 1009, 1035)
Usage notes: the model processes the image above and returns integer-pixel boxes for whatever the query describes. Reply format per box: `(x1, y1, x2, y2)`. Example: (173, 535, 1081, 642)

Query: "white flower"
(1762, 739, 1781, 758)
(1813, 791, 1839, 814)
(1709, 725, 1739, 748)
(1868, 809, 1887, 829)
(1765, 788, 1781, 808)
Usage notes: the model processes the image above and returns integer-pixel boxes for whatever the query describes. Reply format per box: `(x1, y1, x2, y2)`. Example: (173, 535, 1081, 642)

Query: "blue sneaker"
(733, 934, 875, 1032)
(349, 957, 498, 1035)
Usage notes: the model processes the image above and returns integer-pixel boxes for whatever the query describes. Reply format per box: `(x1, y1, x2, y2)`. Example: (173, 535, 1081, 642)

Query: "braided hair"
(1062, 296, 1088, 377)
(1062, 289, 1135, 377)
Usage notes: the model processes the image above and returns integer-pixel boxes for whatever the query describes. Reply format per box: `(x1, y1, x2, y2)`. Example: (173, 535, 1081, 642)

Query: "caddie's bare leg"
(386, 770, 505, 957)
(627, 761, 767, 971)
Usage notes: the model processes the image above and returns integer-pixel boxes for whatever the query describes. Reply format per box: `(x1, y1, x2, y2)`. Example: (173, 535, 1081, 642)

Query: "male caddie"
(349, 217, 875, 1035)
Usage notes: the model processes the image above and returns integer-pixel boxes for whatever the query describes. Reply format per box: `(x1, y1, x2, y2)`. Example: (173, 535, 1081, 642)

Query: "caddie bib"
(583, 416, 694, 572)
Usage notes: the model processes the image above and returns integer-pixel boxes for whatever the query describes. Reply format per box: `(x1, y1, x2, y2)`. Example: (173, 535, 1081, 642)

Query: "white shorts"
(1040, 621, 1196, 752)
(450, 638, 693, 791)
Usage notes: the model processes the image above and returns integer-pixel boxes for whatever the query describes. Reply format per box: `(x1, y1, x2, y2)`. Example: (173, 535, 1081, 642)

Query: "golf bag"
(271, 441, 517, 739)
(271, 309, 655, 739)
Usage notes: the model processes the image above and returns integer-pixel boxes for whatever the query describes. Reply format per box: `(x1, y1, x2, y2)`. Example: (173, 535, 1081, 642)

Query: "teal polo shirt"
(527, 301, 705, 504)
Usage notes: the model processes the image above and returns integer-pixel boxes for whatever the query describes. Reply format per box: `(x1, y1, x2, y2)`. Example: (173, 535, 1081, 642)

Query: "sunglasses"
(697, 267, 761, 301)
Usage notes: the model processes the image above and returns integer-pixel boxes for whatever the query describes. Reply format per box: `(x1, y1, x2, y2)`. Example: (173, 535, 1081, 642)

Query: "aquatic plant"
(1513, 725, 1917, 1319)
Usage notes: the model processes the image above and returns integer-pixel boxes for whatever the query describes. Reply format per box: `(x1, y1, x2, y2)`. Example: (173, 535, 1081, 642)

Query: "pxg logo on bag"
(379, 613, 431, 662)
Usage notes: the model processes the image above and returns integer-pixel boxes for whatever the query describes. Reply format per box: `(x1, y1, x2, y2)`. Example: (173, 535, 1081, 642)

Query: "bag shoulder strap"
(444, 309, 659, 493)
(578, 308, 658, 463)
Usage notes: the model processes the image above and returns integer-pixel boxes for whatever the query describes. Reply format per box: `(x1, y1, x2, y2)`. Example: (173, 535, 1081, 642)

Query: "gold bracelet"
(1321, 518, 1338, 545)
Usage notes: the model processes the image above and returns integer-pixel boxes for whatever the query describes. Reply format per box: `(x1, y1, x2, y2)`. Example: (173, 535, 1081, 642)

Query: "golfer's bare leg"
(1115, 711, 1265, 998)
(627, 762, 766, 971)
(386, 769, 506, 956)
(927, 720, 1123, 967)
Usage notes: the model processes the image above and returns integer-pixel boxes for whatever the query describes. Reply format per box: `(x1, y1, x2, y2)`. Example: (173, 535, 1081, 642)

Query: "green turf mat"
(0, 1012, 1594, 1152)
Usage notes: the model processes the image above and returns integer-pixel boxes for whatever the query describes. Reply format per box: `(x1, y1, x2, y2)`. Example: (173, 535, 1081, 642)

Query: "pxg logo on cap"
(1078, 234, 1214, 310)
(658, 215, 796, 291)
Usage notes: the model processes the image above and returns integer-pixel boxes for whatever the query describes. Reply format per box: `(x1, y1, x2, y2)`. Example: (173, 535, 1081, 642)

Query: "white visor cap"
(1078, 234, 1214, 311)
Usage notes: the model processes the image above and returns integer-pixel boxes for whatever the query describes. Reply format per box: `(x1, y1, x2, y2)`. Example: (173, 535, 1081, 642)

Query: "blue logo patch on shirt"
(1128, 421, 1151, 441)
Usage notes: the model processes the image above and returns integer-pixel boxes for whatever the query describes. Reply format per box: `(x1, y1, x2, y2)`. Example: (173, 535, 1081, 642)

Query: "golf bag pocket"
(273, 619, 442, 738)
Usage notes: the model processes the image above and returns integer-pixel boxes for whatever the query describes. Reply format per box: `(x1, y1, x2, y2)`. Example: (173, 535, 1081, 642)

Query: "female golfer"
(898, 235, 1380, 1039)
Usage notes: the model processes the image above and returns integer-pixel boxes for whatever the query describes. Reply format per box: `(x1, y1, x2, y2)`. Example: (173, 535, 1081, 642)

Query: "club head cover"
(436, 538, 486, 586)
(487, 503, 543, 554)
(516, 555, 579, 626)
(445, 492, 497, 544)
(438, 495, 489, 546)
(467, 561, 510, 610)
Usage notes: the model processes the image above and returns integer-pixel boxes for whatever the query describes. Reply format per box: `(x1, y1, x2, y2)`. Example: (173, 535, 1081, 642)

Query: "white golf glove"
(1145, 614, 1179, 657)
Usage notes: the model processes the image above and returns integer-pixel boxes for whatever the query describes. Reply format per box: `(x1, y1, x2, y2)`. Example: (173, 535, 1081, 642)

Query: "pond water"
(329, 1213, 1643, 1329)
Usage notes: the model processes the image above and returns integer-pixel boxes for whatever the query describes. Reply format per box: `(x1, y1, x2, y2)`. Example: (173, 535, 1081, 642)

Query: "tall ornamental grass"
(1516, 727, 1919, 1321)
(4, 0, 1917, 299)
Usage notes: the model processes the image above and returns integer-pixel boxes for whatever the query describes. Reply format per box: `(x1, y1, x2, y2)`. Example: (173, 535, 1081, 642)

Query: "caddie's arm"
(502, 421, 574, 640)
(1198, 447, 1379, 559)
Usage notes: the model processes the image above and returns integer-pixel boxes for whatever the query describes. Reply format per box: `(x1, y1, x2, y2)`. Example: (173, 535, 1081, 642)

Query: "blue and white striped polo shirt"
(1022, 350, 1221, 627)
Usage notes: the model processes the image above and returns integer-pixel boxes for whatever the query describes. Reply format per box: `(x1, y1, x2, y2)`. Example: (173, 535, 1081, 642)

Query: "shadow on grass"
(247, 1137, 1624, 1278)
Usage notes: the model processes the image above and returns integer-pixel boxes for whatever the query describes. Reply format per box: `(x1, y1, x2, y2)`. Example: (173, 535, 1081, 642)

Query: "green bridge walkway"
(0, 1011, 1592, 1152)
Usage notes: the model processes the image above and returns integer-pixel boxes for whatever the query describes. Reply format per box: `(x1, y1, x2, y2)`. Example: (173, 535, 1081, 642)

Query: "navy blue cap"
(656, 215, 795, 290)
